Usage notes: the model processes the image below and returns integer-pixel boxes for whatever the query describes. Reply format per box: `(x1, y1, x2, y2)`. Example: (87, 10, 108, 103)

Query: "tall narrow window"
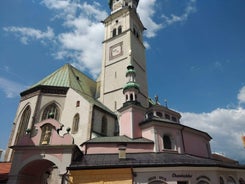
(227, 177, 236, 184)
(130, 94, 133, 101)
(18, 105, 31, 140)
(220, 177, 225, 184)
(118, 26, 122, 34)
(163, 135, 172, 149)
(114, 101, 117, 110)
(72, 113, 80, 134)
(101, 116, 108, 135)
(112, 28, 117, 37)
(42, 103, 59, 121)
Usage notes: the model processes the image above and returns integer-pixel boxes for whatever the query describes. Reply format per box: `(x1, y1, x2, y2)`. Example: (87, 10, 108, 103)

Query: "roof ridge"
(68, 64, 87, 96)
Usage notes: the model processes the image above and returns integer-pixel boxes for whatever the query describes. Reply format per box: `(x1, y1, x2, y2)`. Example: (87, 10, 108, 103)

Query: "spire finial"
(155, 95, 159, 104)
(164, 99, 168, 108)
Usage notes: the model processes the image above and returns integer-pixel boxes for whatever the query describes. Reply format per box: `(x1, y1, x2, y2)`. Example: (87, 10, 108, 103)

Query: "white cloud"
(138, 0, 162, 38)
(3, 26, 54, 45)
(181, 106, 245, 163)
(161, 0, 197, 28)
(3, 1, 196, 77)
(138, 0, 197, 38)
(0, 77, 26, 98)
(238, 86, 245, 104)
(44, 0, 107, 78)
(41, 0, 70, 10)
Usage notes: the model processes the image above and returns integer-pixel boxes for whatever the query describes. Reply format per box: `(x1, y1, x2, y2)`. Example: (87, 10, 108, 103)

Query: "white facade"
(99, 2, 148, 111)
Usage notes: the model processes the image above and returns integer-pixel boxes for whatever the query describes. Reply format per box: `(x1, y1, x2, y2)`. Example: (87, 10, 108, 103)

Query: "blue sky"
(1, 0, 245, 162)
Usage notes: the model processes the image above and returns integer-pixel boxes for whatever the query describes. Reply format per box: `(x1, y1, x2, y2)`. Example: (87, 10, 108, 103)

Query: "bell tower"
(99, 0, 148, 111)
(109, 0, 139, 13)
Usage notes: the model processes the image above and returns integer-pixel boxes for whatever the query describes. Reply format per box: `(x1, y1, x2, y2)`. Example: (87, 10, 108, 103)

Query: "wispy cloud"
(0, 77, 26, 98)
(42, 0, 108, 78)
(3, 26, 54, 45)
(161, 0, 197, 28)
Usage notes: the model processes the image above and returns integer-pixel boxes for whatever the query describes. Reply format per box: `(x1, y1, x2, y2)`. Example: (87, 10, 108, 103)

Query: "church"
(1, 0, 245, 183)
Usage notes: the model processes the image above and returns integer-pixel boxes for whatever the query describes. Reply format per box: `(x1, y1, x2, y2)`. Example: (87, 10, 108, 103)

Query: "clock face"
(110, 42, 123, 60)
(111, 45, 121, 57)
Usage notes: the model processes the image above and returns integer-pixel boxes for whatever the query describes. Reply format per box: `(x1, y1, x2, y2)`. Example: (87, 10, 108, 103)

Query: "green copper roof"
(32, 64, 96, 97)
(28, 64, 115, 115)
(123, 82, 139, 91)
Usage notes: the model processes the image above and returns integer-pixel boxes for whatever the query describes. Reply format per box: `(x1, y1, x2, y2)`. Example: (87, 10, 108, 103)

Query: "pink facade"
(183, 129, 211, 157)
(8, 119, 76, 184)
(85, 143, 154, 154)
(119, 105, 145, 138)
(86, 102, 212, 159)
(17, 119, 73, 146)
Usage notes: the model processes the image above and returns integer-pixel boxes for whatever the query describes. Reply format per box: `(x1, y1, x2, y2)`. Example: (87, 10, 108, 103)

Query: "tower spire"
(123, 64, 140, 105)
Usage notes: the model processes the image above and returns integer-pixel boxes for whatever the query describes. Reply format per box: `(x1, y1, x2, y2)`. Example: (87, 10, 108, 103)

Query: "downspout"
(88, 104, 94, 140)
(180, 127, 186, 153)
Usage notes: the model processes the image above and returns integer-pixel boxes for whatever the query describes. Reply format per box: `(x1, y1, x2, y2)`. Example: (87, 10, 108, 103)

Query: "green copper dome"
(123, 82, 140, 91)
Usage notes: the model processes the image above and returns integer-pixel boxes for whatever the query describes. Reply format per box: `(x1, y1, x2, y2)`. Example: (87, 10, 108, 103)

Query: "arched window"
(197, 181, 209, 184)
(42, 103, 59, 121)
(101, 116, 108, 135)
(130, 94, 134, 101)
(18, 105, 31, 140)
(220, 177, 225, 184)
(156, 112, 163, 118)
(227, 176, 236, 184)
(149, 181, 166, 184)
(112, 28, 117, 37)
(163, 135, 172, 149)
(72, 114, 80, 134)
(118, 26, 122, 34)
(165, 114, 170, 120)
(239, 178, 245, 184)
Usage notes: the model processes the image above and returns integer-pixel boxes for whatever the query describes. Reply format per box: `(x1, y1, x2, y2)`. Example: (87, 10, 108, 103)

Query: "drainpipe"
(88, 104, 94, 140)
(180, 127, 186, 153)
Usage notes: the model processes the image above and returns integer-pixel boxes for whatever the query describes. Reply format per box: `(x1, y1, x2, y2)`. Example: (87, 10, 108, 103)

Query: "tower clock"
(99, 0, 148, 111)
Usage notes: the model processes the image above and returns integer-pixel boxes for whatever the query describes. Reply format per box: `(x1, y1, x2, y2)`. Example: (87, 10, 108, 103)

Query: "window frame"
(72, 113, 80, 134)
